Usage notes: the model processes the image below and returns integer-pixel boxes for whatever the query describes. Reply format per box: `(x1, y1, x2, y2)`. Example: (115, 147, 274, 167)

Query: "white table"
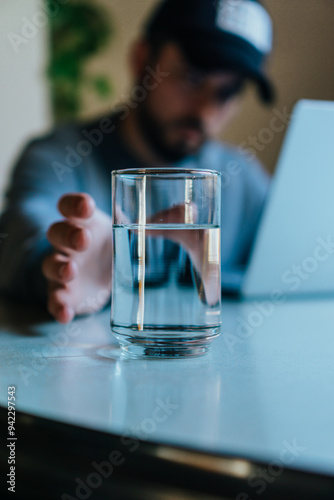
(1, 296, 334, 498)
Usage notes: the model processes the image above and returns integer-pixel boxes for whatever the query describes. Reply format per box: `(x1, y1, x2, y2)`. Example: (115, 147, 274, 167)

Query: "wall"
(0, 1, 50, 208)
(82, 0, 334, 174)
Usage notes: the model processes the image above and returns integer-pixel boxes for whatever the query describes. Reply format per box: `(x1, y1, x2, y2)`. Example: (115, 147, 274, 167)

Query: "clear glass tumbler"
(111, 168, 221, 358)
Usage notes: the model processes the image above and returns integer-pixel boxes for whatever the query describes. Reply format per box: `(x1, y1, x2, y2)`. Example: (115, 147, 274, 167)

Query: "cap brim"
(175, 33, 275, 104)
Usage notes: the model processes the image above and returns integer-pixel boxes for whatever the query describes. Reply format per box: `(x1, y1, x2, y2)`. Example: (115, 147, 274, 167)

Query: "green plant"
(47, 0, 114, 122)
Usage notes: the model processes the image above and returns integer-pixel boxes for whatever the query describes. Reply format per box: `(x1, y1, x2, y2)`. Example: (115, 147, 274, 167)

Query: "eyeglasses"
(167, 66, 245, 104)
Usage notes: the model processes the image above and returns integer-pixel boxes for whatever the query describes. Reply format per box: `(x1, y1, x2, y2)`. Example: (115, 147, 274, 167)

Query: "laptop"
(242, 99, 334, 298)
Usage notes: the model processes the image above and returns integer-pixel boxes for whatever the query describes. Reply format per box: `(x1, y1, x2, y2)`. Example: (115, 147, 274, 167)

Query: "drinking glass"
(111, 168, 221, 358)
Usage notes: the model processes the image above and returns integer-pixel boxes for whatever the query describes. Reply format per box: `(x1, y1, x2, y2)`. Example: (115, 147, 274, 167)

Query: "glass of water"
(111, 168, 221, 358)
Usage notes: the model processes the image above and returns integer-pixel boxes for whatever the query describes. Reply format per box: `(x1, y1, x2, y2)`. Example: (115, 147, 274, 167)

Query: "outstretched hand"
(44, 196, 220, 323)
(42, 193, 112, 323)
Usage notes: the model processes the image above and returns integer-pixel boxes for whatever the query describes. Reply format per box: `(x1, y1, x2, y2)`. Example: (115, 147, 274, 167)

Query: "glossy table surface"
(1, 295, 334, 478)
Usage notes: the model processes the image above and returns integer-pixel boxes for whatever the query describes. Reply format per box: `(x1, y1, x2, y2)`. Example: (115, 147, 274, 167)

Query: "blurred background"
(1, 0, 334, 210)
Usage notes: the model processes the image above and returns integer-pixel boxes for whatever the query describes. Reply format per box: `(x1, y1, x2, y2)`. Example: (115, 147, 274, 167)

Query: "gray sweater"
(0, 113, 269, 306)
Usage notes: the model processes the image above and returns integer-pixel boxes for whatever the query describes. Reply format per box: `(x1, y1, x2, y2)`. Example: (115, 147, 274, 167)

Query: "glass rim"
(111, 167, 221, 178)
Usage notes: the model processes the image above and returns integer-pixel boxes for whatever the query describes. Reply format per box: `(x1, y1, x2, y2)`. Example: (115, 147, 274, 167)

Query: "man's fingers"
(47, 282, 75, 324)
(144, 204, 200, 250)
(58, 193, 95, 220)
(47, 221, 92, 252)
(42, 253, 77, 283)
(149, 203, 198, 225)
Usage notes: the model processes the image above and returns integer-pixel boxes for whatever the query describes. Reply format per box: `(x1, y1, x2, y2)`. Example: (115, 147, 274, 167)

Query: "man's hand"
(42, 193, 112, 323)
(147, 204, 221, 306)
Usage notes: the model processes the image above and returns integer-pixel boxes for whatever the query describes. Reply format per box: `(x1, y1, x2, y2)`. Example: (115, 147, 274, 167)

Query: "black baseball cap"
(144, 0, 274, 103)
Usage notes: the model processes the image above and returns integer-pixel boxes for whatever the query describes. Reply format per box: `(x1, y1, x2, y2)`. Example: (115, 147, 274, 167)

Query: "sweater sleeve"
(197, 141, 271, 293)
(0, 132, 80, 306)
(221, 154, 271, 294)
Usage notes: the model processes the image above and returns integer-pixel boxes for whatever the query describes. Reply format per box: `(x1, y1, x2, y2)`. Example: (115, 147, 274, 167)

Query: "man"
(0, 0, 274, 323)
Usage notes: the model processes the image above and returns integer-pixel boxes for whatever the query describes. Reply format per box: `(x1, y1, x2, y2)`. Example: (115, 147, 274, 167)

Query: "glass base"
(111, 325, 221, 359)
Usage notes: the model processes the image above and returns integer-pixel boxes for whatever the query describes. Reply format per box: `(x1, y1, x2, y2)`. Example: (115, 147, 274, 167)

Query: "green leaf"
(91, 76, 112, 98)
(46, 0, 115, 121)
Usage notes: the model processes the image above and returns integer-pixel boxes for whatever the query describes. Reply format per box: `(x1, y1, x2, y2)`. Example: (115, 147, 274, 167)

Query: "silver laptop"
(242, 99, 334, 298)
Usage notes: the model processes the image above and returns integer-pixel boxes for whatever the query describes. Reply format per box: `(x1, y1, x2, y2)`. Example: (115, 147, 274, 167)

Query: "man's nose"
(189, 87, 219, 122)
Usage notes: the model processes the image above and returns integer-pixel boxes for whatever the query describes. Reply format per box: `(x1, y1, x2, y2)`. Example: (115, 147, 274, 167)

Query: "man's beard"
(135, 99, 207, 163)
